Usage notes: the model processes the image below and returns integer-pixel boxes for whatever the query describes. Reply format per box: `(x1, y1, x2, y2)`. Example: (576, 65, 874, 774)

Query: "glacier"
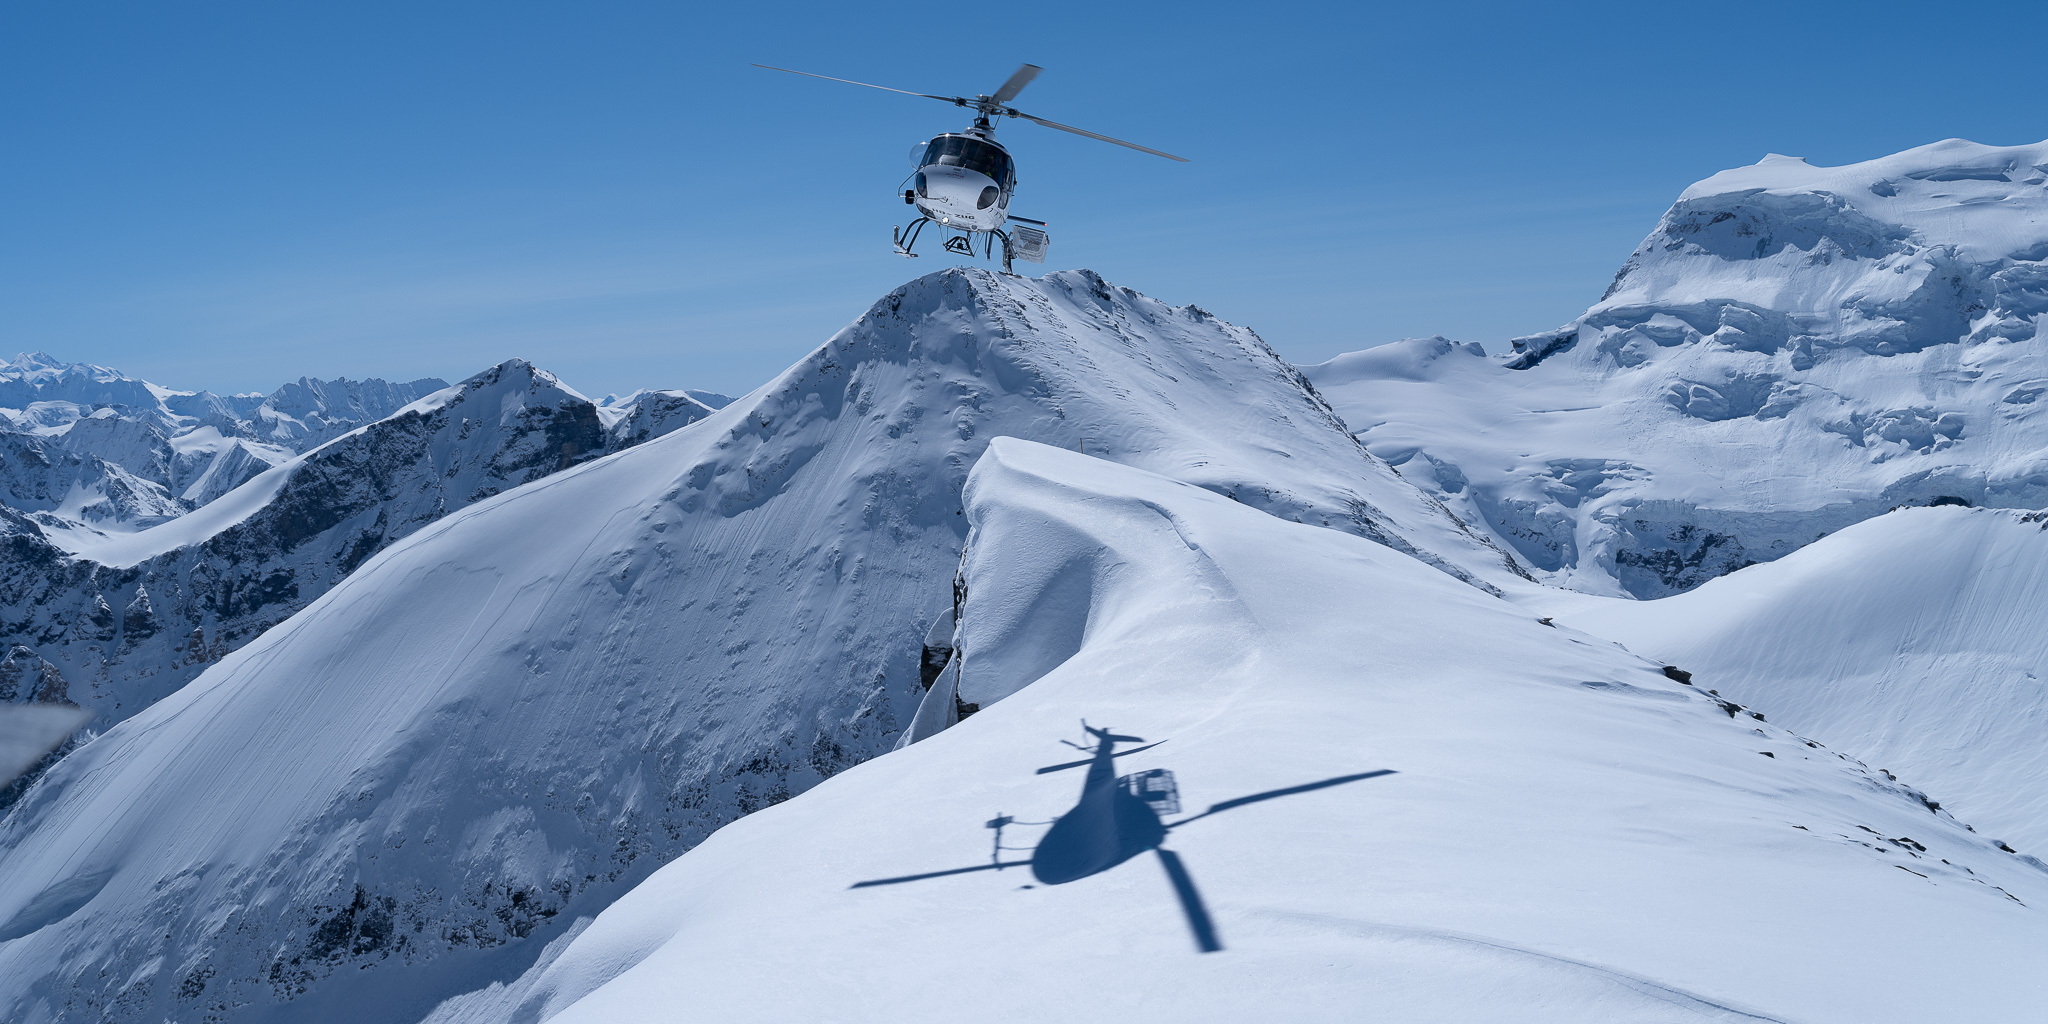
(1306, 138, 2048, 597)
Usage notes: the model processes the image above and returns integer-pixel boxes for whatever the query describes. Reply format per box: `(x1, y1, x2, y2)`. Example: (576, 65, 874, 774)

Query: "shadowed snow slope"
(0, 269, 1517, 1024)
(1306, 138, 2048, 597)
(421, 439, 2048, 1024)
(1535, 506, 2048, 854)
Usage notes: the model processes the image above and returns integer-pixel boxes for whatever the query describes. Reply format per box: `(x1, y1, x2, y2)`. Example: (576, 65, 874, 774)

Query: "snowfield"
(1532, 505, 2048, 855)
(423, 440, 2048, 1024)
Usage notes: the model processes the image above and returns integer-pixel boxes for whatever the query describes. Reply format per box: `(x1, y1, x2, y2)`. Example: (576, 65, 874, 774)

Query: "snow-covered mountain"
(0, 360, 619, 771)
(595, 389, 718, 449)
(1534, 505, 2048, 854)
(1306, 138, 2048, 596)
(0, 268, 1525, 1024)
(420, 440, 2048, 1024)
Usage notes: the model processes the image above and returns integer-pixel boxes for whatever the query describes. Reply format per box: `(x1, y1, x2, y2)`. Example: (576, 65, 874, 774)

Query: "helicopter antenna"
(751, 63, 1189, 161)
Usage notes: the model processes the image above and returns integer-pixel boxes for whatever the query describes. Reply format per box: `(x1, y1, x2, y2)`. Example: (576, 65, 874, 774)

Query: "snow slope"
(0, 268, 1522, 1024)
(1305, 138, 2048, 597)
(423, 439, 2048, 1024)
(1534, 505, 2048, 854)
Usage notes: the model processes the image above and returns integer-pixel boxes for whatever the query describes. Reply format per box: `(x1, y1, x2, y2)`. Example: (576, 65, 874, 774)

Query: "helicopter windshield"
(921, 136, 1014, 188)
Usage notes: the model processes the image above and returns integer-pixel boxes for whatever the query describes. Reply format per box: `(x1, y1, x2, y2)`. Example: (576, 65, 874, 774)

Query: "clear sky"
(3, 1, 2043, 399)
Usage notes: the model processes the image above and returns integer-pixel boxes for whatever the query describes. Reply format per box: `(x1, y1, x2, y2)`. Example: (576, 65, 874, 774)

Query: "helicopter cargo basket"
(1119, 768, 1180, 816)
(1006, 222, 1049, 264)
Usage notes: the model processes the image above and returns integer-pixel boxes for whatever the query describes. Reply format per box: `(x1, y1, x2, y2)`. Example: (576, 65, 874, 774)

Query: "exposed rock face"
(0, 647, 70, 706)
(0, 428, 189, 529)
(1307, 138, 2048, 597)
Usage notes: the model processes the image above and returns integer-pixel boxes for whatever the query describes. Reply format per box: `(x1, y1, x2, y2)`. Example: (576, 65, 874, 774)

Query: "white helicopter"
(752, 63, 1187, 273)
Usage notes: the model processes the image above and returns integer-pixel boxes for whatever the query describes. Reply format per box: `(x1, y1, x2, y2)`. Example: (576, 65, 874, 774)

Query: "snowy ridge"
(424, 439, 2048, 1024)
(0, 267, 1521, 1023)
(1307, 137, 2048, 596)
(1536, 505, 2048, 853)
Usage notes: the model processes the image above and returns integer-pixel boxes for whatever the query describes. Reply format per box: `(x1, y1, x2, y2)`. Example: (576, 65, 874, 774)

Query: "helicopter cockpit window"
(920, 136, 1015, 189)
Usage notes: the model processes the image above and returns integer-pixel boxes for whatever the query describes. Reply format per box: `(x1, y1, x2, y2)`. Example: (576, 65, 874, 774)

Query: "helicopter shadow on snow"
(849, 722, 1396, 953)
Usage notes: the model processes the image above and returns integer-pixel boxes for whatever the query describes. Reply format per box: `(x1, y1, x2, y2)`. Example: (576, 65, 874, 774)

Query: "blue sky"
(2, 1, 2043, 399)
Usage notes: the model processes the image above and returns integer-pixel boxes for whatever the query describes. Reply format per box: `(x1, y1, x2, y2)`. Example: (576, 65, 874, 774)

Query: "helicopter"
(752, 63, 1187, 273)
(851, 721, 1396, 953)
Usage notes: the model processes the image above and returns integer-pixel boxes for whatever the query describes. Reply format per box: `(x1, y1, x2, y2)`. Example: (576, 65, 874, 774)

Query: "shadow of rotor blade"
(1170, 770, 1397, 828)
(1154, 848, 1222, 953)
(1034, 740, 1167, 774)
(849, 860, 1034, 889)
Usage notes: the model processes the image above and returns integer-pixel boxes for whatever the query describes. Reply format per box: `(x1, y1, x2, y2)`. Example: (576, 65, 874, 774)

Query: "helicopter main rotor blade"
(990, 63, 1042, 105)
(751, 64, 968, 107)
(1034, 739, 1166, 774)
(1166, 769, 1397, 828)
(1006, 110, 1190, 162)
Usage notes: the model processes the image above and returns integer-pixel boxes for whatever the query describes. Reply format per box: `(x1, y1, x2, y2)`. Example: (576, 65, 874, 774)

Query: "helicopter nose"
(917, 167, 996, 216)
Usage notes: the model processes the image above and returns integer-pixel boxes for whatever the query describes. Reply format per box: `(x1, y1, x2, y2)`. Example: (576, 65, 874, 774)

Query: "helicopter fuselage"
(909, 130, 1015, 235)
(1030, 726, 1167, 885)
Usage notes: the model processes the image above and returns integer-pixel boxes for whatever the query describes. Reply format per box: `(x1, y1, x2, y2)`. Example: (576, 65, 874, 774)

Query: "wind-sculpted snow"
(419, 440, 2048, 1024)
(0, 359, 610, 807)
(1307, 138, 2048, 596)
(1538, 506, 2048, 854)
(0, 268, 1519, 1024)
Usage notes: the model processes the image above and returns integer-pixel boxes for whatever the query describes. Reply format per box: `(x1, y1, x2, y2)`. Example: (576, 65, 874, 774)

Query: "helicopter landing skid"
(892, 218, 928, 257)
(892, 217, 1021, 274)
